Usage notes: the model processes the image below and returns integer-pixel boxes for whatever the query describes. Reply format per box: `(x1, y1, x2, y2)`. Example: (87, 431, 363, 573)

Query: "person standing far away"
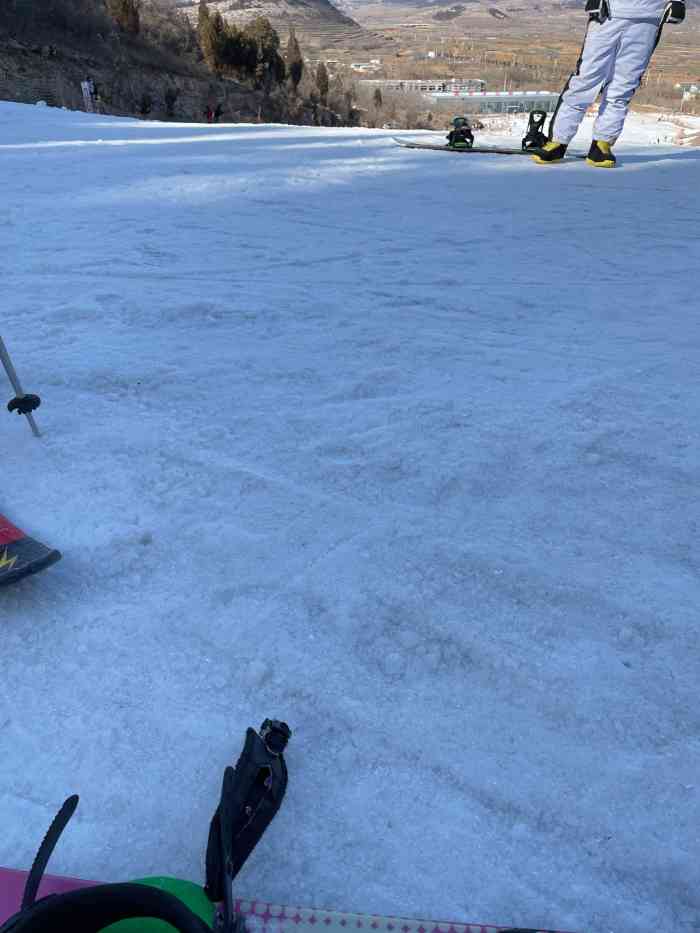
(533, 0, 686, 167)
(80, 76, 94, 113)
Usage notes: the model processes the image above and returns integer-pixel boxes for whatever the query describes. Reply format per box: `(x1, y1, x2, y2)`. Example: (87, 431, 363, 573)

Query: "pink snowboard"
(0, 867, 98, 923)
(0, 867, 578, 933)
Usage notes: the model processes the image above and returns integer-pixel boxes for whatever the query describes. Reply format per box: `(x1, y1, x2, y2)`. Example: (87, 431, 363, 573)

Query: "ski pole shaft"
(0, 336, 41, 438)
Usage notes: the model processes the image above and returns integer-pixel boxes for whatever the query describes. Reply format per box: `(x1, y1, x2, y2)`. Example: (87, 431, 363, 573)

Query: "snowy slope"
(1, 102, 699, 933)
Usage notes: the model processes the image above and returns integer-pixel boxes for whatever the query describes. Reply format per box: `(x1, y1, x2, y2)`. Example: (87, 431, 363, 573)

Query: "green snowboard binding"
(0, 719, 292, 933)
(446, 116, 474, 149)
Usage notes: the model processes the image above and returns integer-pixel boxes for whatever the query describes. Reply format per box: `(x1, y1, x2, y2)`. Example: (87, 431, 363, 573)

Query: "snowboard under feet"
(392, 138, 586, 160)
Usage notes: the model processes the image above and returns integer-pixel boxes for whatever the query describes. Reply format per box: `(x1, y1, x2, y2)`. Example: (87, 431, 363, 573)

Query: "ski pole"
(0, 335, 42, 438)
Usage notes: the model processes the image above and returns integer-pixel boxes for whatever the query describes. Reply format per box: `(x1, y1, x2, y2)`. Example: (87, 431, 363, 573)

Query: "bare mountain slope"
(177, 0, 378, 49)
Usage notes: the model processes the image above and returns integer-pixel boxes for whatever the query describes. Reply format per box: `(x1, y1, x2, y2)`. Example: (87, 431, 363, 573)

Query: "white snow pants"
(551, 17, 662, 145)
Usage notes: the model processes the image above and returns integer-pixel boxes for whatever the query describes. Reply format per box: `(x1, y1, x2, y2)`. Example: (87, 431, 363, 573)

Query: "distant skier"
(80, 76, 95, 113)
(214, 103, 223, 123)
(534, 0, 686, 167)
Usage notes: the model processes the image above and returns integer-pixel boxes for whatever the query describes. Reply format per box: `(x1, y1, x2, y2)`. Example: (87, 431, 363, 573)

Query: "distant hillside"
(0, 0, 348, 125)
(342, 0, 698, 9)
(175, 0, 375, 49)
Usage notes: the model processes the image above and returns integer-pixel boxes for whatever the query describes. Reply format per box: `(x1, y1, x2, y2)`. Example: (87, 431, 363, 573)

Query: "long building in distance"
(359, 78, 487, 94)
(431, 90, 560, 113)
(358, 79, 559, 113)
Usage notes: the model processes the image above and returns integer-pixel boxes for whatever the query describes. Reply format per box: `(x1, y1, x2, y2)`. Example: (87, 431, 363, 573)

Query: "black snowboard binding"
(0, 719, 292, 933)
(585, 0, 610, 22)
(205, 718, 292, 933)
(447, 116, 474, 149)
(521, 110, 548, 151)
(0, 795, 213, 933)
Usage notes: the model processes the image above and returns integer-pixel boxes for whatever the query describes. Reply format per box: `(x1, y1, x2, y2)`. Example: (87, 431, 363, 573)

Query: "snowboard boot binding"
(586, 139, 616, 167)
(447, 116, 474, 149)
(205, 719, 291, 932)
(0, 795, 214, 933)
(532, 140, 568, 164)
(521, 110, 548, 151)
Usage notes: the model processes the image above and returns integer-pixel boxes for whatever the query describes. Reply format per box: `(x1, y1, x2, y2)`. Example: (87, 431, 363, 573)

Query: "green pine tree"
(107, 0, 139, 34)
(286, 28, 304, 94)
(220, 22, 243, 72)
(328, 73, 344, 113)
(197, 0, 218, 71)
(242, 16, 283, 89)
(125, 0, 139, 35)
(316, 61, 329, 106)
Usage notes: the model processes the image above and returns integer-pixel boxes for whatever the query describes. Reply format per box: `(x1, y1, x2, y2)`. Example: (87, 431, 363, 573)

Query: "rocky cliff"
(0, 35, 339, 125)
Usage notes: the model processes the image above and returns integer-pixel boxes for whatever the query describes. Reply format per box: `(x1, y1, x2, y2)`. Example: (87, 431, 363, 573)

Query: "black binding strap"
(2, 719, 291, 933)
(2, 883, 212, 933)
(1, 792, 211, 933)
(205, 719, 291, 932)
(521, 110, 548, 150)
(21, 795, 78, 911)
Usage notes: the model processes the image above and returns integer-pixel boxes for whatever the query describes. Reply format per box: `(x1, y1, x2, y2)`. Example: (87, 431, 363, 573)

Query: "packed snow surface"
(1, 101, 699, 933)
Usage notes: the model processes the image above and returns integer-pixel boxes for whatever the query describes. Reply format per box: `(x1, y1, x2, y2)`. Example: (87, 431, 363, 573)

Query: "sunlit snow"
(1, 101, 699, 933)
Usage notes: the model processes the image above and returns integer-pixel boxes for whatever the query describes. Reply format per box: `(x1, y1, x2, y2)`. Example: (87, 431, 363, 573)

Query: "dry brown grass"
(320, 5, 700, 116)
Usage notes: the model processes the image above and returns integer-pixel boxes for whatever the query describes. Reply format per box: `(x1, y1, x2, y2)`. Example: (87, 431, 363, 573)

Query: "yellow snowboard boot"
(586, 139, 616, 167)
(532, 140, 568, 164)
